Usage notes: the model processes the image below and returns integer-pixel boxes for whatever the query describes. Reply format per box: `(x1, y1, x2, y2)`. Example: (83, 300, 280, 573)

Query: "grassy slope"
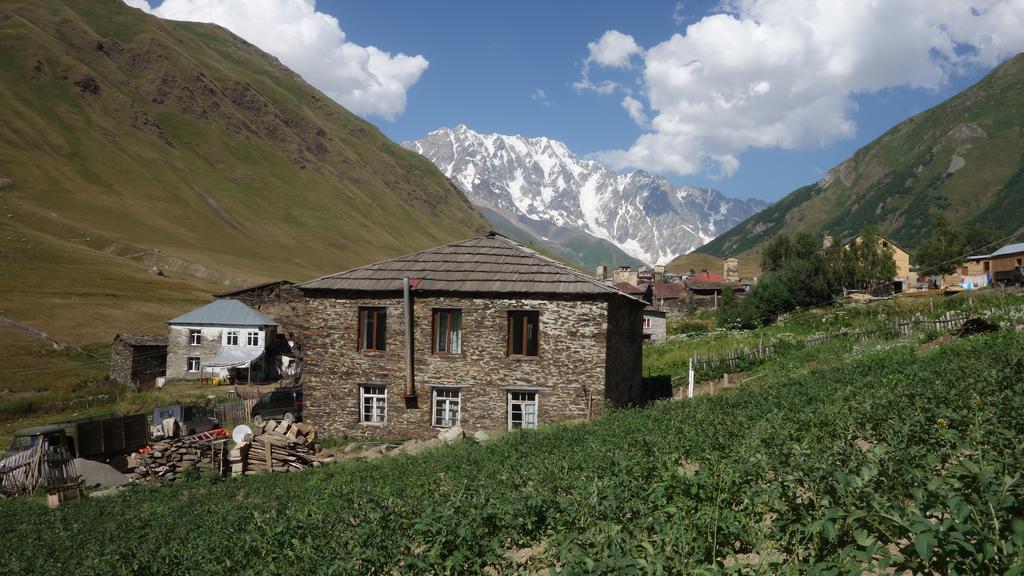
(0, 0, 488, 339)
(689, 54, 1024, 262)
(2, 329, 1022, 573)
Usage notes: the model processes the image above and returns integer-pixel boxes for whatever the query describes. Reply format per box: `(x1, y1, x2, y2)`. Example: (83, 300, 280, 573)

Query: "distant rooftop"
(114, 334, 168, 347)
(213, 280, 293, 298)
(987, 242, 1024, 258)
(167, 299, 277, 326)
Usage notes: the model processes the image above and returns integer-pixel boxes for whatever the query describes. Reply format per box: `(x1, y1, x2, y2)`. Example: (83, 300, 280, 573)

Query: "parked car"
(251, 388, 303, 425)
(151, 405, 221, 439)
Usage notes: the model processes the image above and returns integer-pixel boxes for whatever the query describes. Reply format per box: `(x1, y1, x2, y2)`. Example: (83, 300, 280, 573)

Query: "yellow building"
(842, 234, 913, 291)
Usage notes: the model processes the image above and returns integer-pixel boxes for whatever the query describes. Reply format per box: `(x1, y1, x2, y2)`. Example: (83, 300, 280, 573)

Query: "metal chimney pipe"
(403, 276, 415, 398)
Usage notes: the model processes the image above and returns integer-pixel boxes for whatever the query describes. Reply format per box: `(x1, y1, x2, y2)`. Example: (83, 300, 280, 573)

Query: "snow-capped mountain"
(403, 125, 767, 265)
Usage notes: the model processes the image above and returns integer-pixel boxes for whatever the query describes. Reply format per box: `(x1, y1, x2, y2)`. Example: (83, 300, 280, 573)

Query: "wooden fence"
(216, 397, 259, 426)
(0, 441, 80, 497)
(688, 304, 1024, 375)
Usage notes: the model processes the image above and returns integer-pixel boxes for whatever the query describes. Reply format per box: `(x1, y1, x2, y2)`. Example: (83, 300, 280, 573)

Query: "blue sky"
(132, 0, 1022, 202)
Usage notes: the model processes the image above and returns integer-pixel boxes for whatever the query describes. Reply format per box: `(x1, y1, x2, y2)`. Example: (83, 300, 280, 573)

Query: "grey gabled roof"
(167, 299, 277, 327)
(987, 242, 1024, 258)
(298, 233, 645, 302)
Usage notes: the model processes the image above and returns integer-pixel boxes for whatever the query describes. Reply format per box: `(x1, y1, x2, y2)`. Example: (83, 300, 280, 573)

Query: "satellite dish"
(232, 424, 253, 444)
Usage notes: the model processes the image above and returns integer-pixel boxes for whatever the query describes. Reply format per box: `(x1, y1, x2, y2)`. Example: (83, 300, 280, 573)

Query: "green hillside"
(690, 53, 1024, 263)
(0, 0, 488, 345)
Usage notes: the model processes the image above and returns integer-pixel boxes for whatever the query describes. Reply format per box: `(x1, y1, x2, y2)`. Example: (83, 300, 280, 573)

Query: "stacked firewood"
(129, 436, 228, 484)
(230, 420, 326, 476)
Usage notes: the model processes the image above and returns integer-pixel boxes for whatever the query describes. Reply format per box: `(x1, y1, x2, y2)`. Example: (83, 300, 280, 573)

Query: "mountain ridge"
(404, 125, 767, 266)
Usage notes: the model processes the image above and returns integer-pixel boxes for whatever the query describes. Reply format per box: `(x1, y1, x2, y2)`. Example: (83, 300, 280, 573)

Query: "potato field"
(2, 331, 1023, 574)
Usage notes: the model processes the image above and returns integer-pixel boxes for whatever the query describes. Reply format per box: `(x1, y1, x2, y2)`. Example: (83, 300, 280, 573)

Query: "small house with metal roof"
(165, 299, 279, 382)
(297, 232, 648, 440)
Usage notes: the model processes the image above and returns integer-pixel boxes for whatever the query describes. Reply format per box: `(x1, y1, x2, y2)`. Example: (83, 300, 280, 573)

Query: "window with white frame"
(360, 385, 387, 424)
(186, 356, 200, 372)
(189, 329, 201, 346)
(246, 330, 260, 347)
(225, 330, 239, 346)
(508, 391, 538, 429)
(642, 317, 652, 329)
(432, 388, 461, 427)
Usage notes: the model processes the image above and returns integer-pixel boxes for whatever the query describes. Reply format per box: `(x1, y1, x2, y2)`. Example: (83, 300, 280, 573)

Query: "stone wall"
(643, 310, 667, 342)
(166, 326, 223, 380)
(302, 293, 634, 440)
(604, 299, 645, 406)
(110, 340, 133, 385)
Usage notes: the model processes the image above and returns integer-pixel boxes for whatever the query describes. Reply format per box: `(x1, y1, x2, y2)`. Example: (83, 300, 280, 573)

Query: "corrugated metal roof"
(988, 242, 1024, 258)
(298, 233, 644, 302)
(167, 299, 278, 326)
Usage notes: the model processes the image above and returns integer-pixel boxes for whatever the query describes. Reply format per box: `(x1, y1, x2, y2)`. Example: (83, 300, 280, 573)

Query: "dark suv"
(251, 388, 303, 425)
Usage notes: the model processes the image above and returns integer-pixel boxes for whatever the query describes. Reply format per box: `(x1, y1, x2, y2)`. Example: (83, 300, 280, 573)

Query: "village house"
(297, 233, 647, 440)
(983, 243, 1024, 285)
(214, 280, 303, 375)
(841, 234, 914, 292)
(109, 334, 167, 388)
(165, 299, 281, 383)
(642, 309, 667, 342)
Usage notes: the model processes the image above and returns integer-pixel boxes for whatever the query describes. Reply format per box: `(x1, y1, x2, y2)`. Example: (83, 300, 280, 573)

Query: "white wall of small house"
(165, 325, 271, 380)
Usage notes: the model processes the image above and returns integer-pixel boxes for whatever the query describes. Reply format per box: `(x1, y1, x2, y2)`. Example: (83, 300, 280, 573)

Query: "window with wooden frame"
(360, 385, 387, 424)
(432, 309, 462, 354)
(984, 261, 991, 272)
(188, 329, 201, 346)
(508, 391, 538, 429)
(507, 310, 539, 357)
(358, 307, 387, 351)
(224, 330, 239, 346)
(432, 388, 461, 427)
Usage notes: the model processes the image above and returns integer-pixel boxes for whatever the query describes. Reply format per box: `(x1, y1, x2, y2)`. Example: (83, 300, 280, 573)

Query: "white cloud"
(124, 0, 428, 121)
(531, 88, 553, 106)
(573, 30, 643, 94)
(621, 95, 648, 127)
(586, 30, 642, 69)
(589, 0, 1024, 178)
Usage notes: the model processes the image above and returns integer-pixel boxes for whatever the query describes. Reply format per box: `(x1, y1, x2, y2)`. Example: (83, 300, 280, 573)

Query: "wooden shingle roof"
(298, 233, 644, 301)
(114, 334, 168, 347)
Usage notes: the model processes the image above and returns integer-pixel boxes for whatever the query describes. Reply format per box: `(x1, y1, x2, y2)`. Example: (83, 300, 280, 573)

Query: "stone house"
(110, 334, 167, 387)
(297, 233, 647, 440)
(642, 309, 667, 342)
(165, 299, 280, 382)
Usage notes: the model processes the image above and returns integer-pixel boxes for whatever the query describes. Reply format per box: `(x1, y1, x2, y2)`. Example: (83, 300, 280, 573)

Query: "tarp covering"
(202, 347, 263, 368)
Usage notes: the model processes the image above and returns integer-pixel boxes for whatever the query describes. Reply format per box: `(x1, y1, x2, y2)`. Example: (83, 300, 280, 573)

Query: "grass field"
(2, 316, 1022, 573)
